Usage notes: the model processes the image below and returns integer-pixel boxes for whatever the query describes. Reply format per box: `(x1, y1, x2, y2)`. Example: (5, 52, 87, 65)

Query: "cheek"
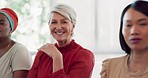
(122, 26, 129, 36)
(143, 31, 148, 39)
(122, 28, 129, 41)
(49, 25, 52, 31)
(5, 28, 11, 33)
(6, 27, 10, 31)
(0, 27, 10, 32)
(49, 26, 55, 34)
(68, 25, 74, 32)
(0, 28, 10, 36)
(122, 30, 125, 36)
(67, 27, 73, 35)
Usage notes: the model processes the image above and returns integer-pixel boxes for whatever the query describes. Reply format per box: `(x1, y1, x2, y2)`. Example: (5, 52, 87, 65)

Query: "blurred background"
(0, 0, 138, 78)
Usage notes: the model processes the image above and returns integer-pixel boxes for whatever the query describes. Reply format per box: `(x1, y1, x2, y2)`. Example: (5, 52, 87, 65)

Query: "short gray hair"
(49, 4, 76, 24)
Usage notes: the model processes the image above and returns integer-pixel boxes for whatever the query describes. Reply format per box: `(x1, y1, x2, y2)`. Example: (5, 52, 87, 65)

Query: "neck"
(130, 53, 148, 64)
(128, 51, 148, 72)
(0, 38, 11, 49)
(57, 39, 72, 47)
(130, 49, 148, 63)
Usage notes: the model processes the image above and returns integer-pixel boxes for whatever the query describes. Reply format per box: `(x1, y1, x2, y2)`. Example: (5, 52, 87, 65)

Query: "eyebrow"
(51, 18, 69, 21)
(137, 18, 148, 22)
(123, 18, 148, 23)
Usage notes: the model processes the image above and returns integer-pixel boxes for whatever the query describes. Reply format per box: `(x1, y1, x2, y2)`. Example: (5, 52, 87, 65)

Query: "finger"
(38, 44, 46, 50)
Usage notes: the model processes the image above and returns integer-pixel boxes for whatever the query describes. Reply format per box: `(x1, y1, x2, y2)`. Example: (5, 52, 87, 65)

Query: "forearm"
(49, 63, 93, 78)
(52, 53, 63, 73)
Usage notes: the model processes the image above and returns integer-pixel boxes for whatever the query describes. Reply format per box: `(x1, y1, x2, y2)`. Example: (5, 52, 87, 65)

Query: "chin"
(56, 38, 66, 42)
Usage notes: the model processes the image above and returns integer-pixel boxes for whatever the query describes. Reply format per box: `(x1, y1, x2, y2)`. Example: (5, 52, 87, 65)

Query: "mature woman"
(0, 8, 32, 78)
(100, 0, 148, 78)
(27, 4, 94, 78)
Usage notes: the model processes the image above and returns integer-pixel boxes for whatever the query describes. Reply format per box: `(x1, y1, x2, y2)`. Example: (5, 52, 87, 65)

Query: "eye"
(0, 20, 5, 25)
(138, 19, 148, 26)
(123, 21, 132, 27)
(62, 21, 67, 23)
(51, 21, 57, 24)
(0, 22, 4, 25)
(124, 23, 132, 27)
(126, 24, 132, 27)
(139, 22, 148, 26)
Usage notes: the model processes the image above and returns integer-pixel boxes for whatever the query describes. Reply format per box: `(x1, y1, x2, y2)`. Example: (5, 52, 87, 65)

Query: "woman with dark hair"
(100, 0, 148, 78)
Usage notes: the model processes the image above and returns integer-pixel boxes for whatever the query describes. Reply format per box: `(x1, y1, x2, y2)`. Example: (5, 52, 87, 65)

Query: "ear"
(71, 24, 75, 32)
(72, 22, 75, 28)
(8, 30, 12, 37)
(8, 28, 12, 34)
(9, 25, 13, 33)
(73, 25, 75, 29)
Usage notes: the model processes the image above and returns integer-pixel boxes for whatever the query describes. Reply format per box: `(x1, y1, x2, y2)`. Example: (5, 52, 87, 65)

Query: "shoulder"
(74, 41, 94, 55)
(10, 42, 30, 56)
(74, 42, 94, 59)
(73, 43, 94, 64)
(9, 42, 28, 53)
(13, 42, 27, 49)
(100, 55, 128, 77)
(67, 40, 94, 63)
(10, 43, 32, 71)
(102, 55, 127, 66)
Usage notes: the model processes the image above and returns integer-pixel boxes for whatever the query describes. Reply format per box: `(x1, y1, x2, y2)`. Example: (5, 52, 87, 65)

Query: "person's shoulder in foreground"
(0, 7, 32, 78)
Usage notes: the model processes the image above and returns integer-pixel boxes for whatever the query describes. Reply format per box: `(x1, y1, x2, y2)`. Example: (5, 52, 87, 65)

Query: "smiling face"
(122, 8, 148, 51)
(49, 12, 75, 45)
(0, 13, 11, 38)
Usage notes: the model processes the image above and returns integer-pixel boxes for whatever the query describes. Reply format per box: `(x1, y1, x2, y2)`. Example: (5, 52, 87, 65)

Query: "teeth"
(55, 32, 64, 35)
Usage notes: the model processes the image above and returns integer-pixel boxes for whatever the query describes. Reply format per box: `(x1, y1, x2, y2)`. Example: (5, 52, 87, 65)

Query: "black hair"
(119, 0, 148, 54)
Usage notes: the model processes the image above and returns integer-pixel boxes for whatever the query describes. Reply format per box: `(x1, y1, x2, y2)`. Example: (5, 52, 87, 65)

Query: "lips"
(130, 38, 142, 44)
(55, 32, 64, 35)
(54, 30, 65, 35)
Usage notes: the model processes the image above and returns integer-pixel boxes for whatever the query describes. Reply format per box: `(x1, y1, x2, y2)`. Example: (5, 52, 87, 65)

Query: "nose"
(130, 26, 140, 35)
(56, 24, 62, 29)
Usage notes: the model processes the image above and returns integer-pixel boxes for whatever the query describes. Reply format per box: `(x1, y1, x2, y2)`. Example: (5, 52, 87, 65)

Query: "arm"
(52, 53, 63, 73)
(38, 44, 94, 78)
(100, 59, 110, 78)
(27, 51, 44, 78)
(49, 50, 94, 78)
(11, 44, 32, 78)
(38, 43, 64, 73)
(13, 70, 28, 78)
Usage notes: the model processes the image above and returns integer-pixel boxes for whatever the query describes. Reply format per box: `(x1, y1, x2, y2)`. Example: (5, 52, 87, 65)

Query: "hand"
(38, 43, 61, 58)
(38, 43, 64, 72)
